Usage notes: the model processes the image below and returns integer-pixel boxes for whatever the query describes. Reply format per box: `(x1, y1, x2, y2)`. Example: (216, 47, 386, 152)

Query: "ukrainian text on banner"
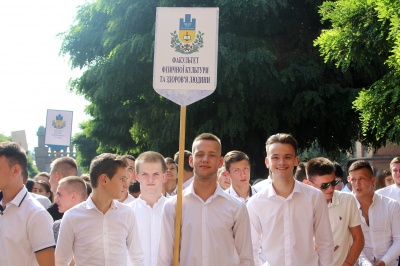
(44, 109, 73, 146)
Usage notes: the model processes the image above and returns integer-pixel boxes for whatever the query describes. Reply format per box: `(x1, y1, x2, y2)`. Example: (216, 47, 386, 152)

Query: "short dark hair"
(192, 133, 221, 152)
(89, 153, 127, 188)
(348, 160, 374, 177)
(0, 141, 27, 178)
(265, 133, 298, 156)
(333, 162, 344, 178)
(174, 150, 193, 172)
(135, 151, 166, 173)
(25, 179, 35, 192)
(165, 157, 177, 170)
(50, 157, 78, 178)
(306, 157, 335, 182)
(224, 150, 250, 172)
(129, 181, 140, 193)
(294, 162, 307, 182)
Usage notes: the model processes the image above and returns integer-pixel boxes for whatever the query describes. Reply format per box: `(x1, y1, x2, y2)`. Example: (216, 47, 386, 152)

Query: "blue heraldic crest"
(171, 14, 204, 54)
(52, 114, 66, 129)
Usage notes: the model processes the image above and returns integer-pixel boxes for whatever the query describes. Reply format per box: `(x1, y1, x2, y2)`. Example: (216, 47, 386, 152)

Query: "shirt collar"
(185, 181, 231, 203)
(264, 179, 301, 199)
(328, 190, 339, 207)
(1, 186, 29, 208)
(137, 194, 166, 208)
(86, 196, 118, 211)
(354, 192, 378, 209)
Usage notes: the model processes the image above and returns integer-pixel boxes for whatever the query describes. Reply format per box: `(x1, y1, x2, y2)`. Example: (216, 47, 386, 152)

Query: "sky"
(0, 1, 89, 151)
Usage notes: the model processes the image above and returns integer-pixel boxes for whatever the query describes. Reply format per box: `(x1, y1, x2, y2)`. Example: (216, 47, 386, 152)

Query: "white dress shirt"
(157, 183, 254, 266)
(30, 193, 52, 209)
(170, 176, 193, 196)
(355, 193, 400, 266)
(0, 187, 55, 266)
(123, 193, 136, 204)
(247, 180, 334, 266)
(55, 196, 144, 266)
(225, 185, 258, 203)
(376, 184, 400, 202)
(128, 195, 167, 266)
(328, 191, 361, 266)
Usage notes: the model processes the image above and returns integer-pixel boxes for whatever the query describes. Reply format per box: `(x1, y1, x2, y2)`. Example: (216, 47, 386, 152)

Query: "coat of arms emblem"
(52, 114, 66, 129)
(170, 14, 204, 54)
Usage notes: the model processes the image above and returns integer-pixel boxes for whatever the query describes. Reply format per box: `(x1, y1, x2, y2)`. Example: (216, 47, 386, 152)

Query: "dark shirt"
(47, 203, 63, 221)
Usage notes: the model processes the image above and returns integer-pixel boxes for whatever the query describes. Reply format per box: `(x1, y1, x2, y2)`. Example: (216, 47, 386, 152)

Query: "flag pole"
(173, 105, 186, 266)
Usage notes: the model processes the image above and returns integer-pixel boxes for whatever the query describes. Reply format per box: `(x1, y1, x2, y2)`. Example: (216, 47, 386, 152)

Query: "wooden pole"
(173, 105, 186, 266)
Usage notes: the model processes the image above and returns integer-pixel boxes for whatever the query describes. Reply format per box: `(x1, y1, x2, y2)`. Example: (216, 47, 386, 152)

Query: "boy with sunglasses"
(305, 157, 364, 266)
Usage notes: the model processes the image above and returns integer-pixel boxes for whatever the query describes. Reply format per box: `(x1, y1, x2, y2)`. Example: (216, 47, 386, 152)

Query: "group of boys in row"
(0, 132, 399, 265)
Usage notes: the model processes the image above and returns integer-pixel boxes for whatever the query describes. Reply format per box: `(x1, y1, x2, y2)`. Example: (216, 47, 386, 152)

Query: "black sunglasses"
(314, 179, 341, 190)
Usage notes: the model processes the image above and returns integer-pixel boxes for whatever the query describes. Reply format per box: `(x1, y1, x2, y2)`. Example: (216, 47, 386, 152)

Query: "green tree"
(314, 0, 400, 148)
(61, 0, 361, 176)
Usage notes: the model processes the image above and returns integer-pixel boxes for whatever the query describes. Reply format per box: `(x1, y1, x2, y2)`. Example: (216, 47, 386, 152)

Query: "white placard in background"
(11, 130, 28, 151)
(44, 109, 73, 147)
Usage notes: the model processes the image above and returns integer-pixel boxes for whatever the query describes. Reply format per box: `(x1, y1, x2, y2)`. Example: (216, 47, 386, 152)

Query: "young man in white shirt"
(158, 133, 254, 265)
(0, 141, 55, 266)
(119, 154, 136, 204)
(224, 150, 257, 203)
(55, 153, 144, 266)
(376, 157, 400, 202)
(129, 151, 168, 266)
(53, 176, 87, 244)
(348, 160, 400, 266)
(247, 133, 334, 266)
(171, 150, 193, 195)
(48, 156, 78, 221)
(164, 157, 177, 196)
(305, 157, 364, 266)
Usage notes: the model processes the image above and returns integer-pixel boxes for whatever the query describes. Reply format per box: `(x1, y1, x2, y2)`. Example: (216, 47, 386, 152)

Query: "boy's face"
(228, 160, 251, 189)
(165, 162, 178, 182)
(190, 139, 223, 180)
(265, 143, 298, 180)
(106, 167, 129, 200)
(136, 162, 167, 195)
(348, 168, 375, 198)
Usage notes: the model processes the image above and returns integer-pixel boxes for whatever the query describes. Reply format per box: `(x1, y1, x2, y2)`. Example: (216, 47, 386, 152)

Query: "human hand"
(375, 261, 385, 266)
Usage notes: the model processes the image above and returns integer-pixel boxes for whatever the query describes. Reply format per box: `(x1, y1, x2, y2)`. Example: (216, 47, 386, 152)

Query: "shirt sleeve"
(157, 199, 176, 266)
(232, 203, 255, 266)
(28, 209, 55, 252)
(55, 213, 74, 266)
(381, 200, 400, 265)
(247, 199, 263, 266)
(313, 191, 334, 266)
(127, 208, 144, 266)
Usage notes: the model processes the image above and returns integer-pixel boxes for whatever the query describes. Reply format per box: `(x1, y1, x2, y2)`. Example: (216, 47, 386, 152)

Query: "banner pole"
(173, 105, 186, 266)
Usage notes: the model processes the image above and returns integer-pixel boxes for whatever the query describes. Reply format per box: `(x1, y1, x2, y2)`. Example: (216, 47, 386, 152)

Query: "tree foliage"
(315, 0, 400, 148)
(61, 0, 363, 176)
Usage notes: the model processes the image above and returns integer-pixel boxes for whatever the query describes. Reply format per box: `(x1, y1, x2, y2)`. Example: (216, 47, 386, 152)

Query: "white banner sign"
(153, 7, 219, 105)
(44, 109, 73, 147)
(11, 130, 28, 151)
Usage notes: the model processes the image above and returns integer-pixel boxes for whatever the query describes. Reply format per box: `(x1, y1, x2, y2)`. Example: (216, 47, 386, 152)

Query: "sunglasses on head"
(317, 179, 341, 190)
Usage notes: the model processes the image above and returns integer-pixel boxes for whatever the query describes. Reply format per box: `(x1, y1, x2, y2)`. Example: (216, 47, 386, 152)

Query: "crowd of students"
(0, 132, 399, 266)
